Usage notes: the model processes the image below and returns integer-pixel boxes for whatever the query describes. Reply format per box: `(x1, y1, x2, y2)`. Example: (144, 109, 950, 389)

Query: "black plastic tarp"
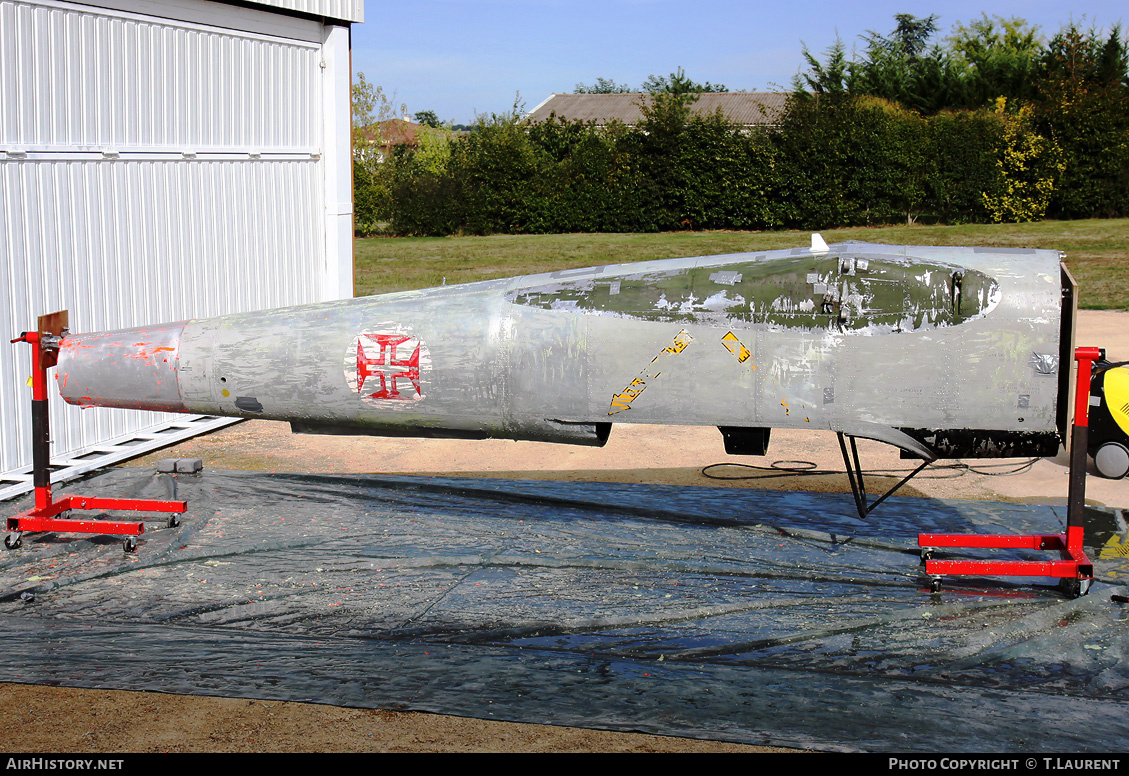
(2, 468, 1127, 752)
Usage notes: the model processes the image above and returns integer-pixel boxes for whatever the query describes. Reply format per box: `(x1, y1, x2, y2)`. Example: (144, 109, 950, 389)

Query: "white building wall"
(246, 0, 362, 24)
(0, 0, 355, 493)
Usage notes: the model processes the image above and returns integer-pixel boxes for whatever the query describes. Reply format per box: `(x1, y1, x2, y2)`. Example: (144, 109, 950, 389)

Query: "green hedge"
(356, 92, 1128, 236)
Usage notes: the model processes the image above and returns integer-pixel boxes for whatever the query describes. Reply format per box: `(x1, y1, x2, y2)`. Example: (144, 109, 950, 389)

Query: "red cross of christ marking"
(355, 334, 421, 400)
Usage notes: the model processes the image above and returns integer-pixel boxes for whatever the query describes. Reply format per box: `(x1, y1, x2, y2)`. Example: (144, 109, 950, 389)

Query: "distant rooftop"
(527, 92, 786, 126)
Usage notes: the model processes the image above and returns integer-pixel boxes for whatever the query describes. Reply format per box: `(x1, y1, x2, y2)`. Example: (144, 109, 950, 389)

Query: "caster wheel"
(168, 515, 181, 528)
(4, 533, 22, 550)
(1059, 577, 1092, 599)
(123, 537, 138, 553)
(1094, 442, 1129, 479)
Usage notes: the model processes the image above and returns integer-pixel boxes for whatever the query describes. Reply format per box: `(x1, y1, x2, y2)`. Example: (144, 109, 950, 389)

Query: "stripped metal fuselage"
(56, 240, 1074, 460)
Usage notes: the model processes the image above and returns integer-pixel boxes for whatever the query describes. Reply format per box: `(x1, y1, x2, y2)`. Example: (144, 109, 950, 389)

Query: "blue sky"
(350, 1, 1127, 125)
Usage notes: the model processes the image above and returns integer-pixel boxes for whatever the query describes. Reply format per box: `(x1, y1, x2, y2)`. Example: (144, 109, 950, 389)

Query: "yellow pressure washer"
(1089, 357, 1129, 479)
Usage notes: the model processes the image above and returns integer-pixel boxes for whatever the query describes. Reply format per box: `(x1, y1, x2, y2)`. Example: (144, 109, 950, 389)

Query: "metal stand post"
(917, 347, 1099, 597)
(5, 311, 187, 553)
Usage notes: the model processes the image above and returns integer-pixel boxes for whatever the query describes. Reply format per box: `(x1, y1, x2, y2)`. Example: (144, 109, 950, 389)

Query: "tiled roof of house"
(376, 119, 422, 146)
(527, 92, 787, 126)
(355, 119, 423, 151)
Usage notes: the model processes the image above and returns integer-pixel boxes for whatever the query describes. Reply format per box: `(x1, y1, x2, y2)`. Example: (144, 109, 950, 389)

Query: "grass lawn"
(354, 219, 1129, 310)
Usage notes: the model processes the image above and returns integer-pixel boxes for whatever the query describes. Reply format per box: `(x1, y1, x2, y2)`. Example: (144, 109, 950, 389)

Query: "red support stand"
(4, 311, 187, 553)
(918, 347, 1100, 597)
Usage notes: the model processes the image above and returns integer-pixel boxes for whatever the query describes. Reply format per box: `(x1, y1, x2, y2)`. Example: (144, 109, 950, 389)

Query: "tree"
(574, 77, 635, 94)
(793, 14, 967, 114)
(982, 101, 1065, 222)
(414, 109, 442, 128)
(1033, 24, 1129, 217)
(629, 87, 700, 229)
(352, 71, 408, 162)
(1096, 24, 1129, 86)
(946, 14, 1044, 108)
(642, 67, 728, 94)
(870, 13, 941, 59)
(352, 72, 409, 234)
(849, 14, 962, 114)
(793, 36, 851, 105)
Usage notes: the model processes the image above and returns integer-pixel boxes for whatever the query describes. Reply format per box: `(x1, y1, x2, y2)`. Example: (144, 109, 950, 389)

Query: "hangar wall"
(0, 0, 359, 496)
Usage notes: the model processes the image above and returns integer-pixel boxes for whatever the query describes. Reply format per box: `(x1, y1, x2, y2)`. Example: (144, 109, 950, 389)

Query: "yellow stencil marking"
(610, 378, 648, 413)
(1100, 534, 1129, 560)
(662, 330, 694, 355)
(608, 330, 693, 415)
(721, 331, 753, 365)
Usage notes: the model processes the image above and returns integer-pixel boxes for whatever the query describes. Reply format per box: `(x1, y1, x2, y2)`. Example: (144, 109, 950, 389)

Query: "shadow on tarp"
(1, 467, 1127, 752)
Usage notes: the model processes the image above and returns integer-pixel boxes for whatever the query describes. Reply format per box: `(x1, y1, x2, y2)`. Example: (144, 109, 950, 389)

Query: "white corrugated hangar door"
(0, 0, 349, 496)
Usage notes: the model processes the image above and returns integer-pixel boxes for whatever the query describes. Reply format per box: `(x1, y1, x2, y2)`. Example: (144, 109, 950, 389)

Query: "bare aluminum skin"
(56, 241, 1068, 458)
